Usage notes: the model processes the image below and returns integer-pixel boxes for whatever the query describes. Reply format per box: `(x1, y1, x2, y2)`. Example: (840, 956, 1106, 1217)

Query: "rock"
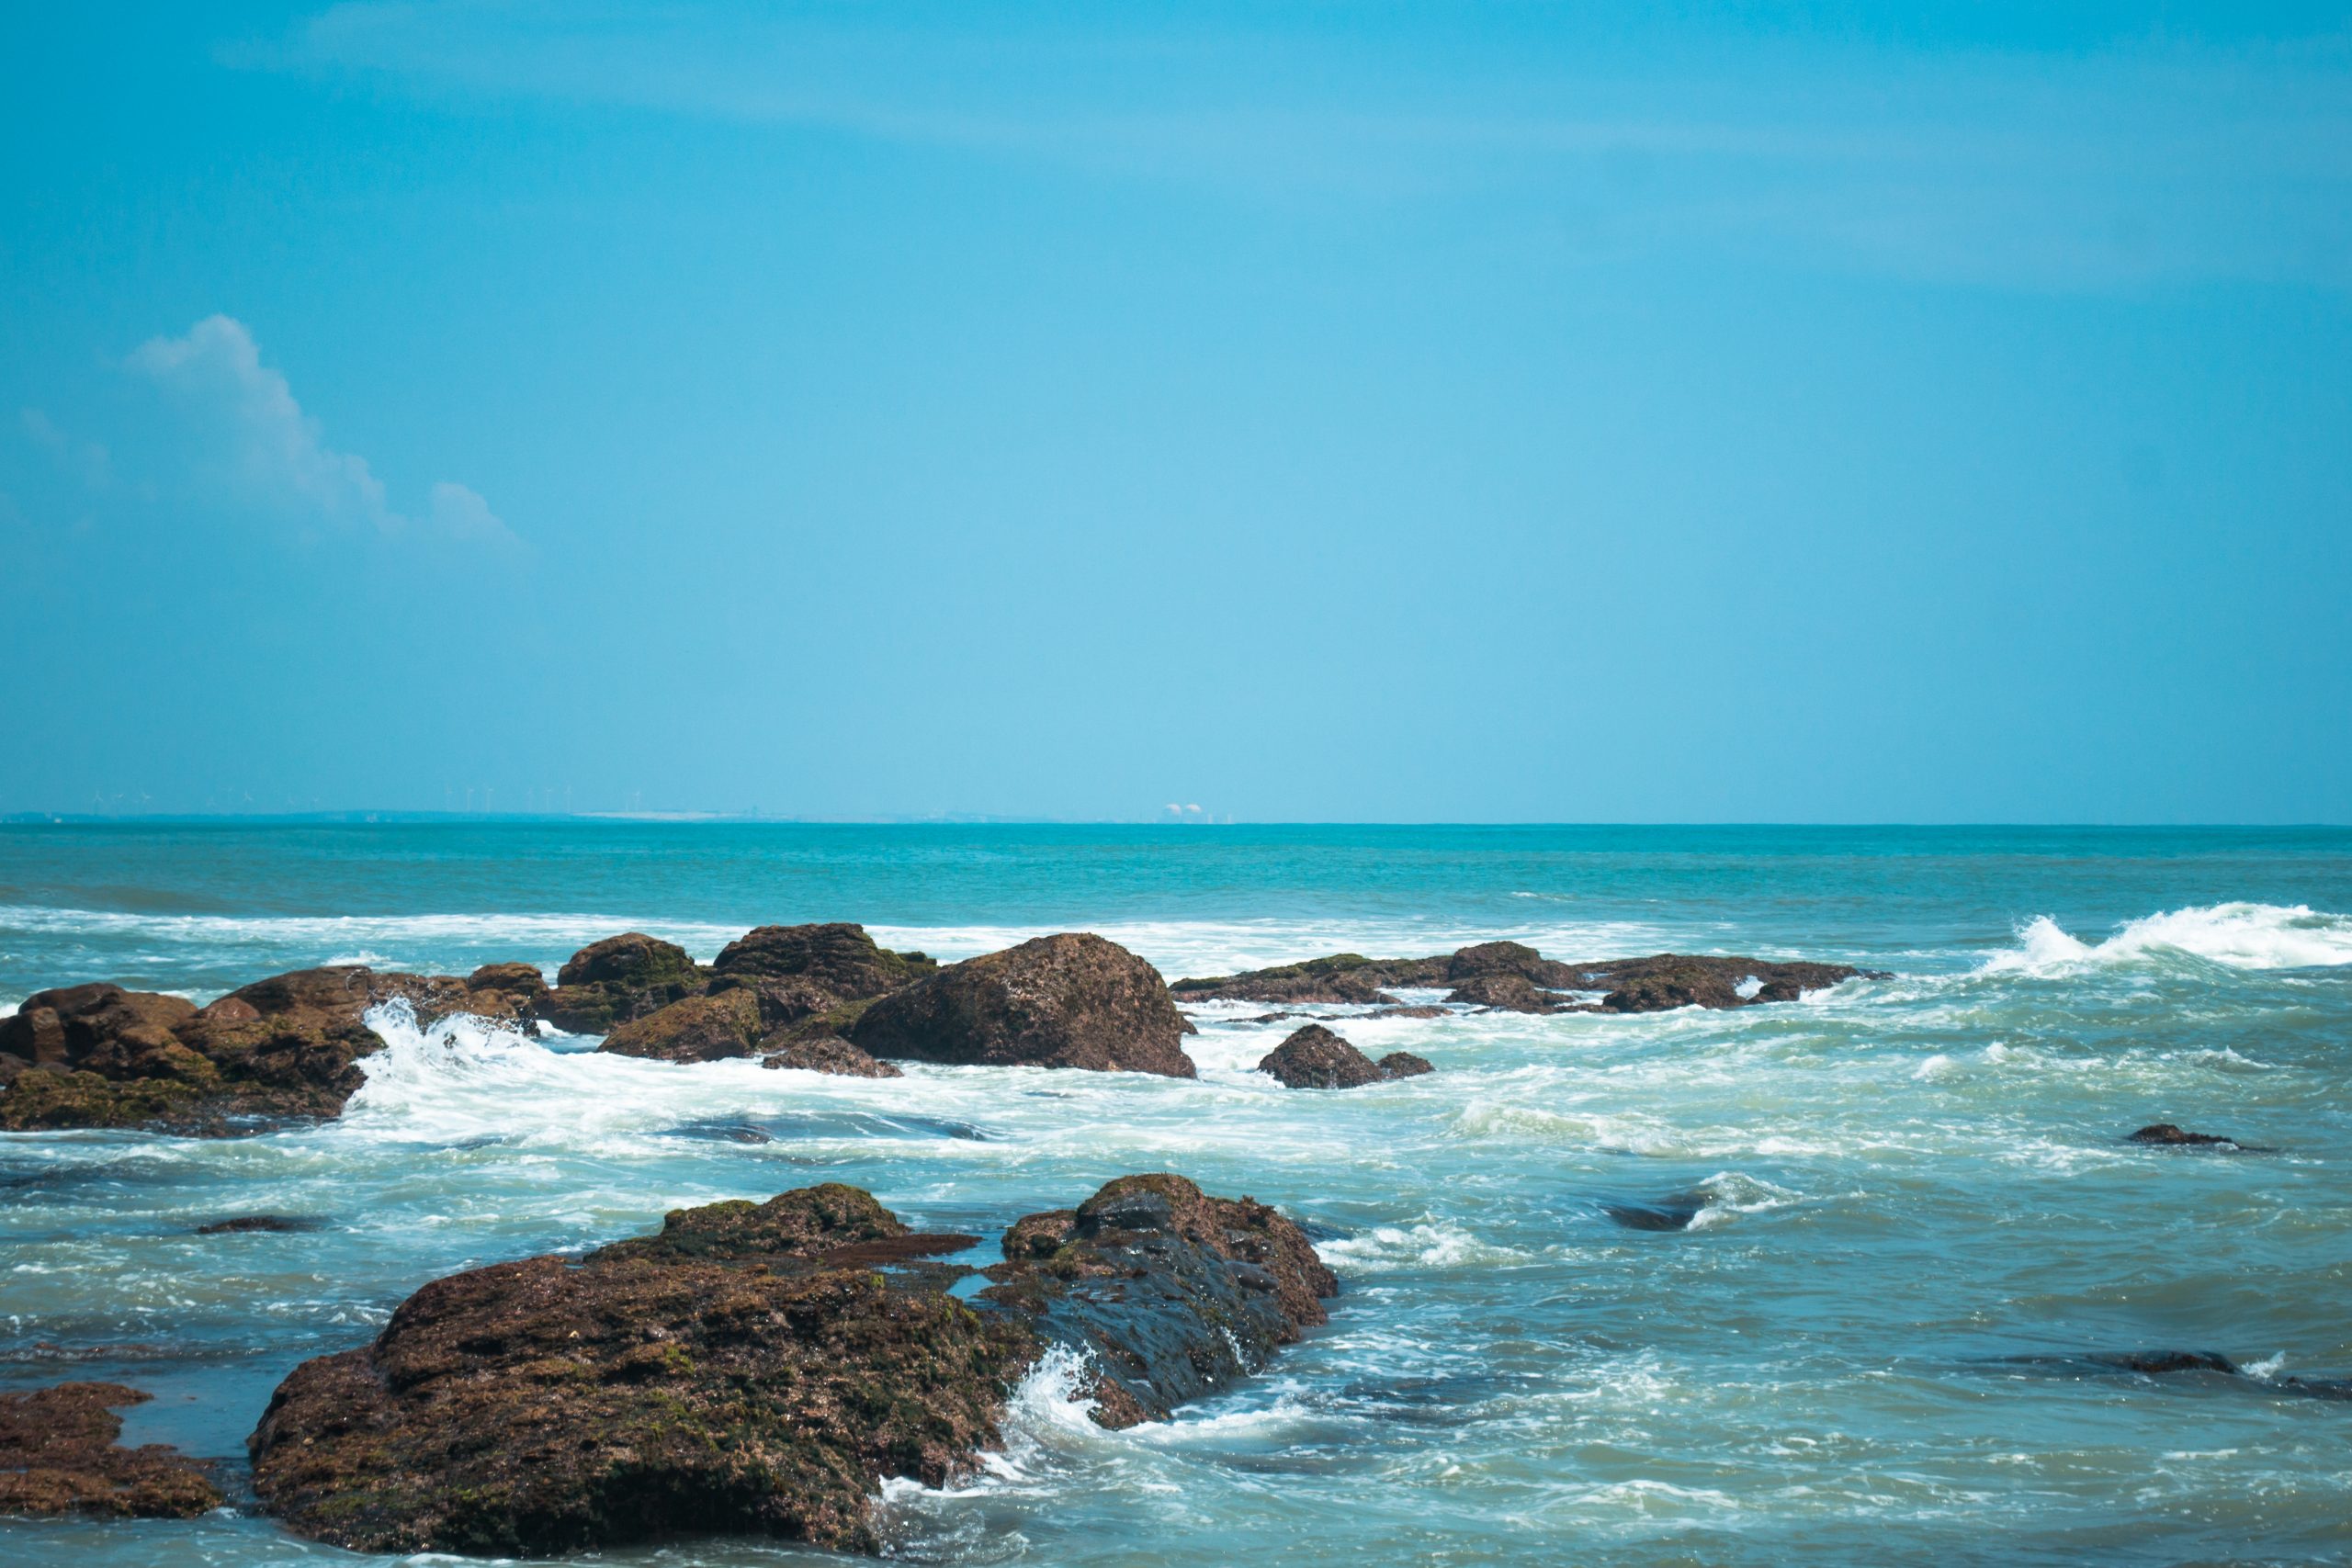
(249, 1174, 1330, 1556)
(761, 1035, 902, 1078)
(981, 1173, 1336, 1426)
(1999, 1349, 2352, 1403)
(1600, 1194, 1708, 1232)
(537, 933, 706, 1032)
(1577, 954, 1873, 1012)
(2128, 1123, 2244, 1148)
(1170, 953, 1440, 1006)
(0, 1381, 222, 1518)
(194, 1214, 326, 1235)
(0, 965, 464, 1134)
(1443, 973, 1564, 1013)
(249, 1184, 1020, 1557)
(1177, 943, 1873, 1012)
(850, 933, 1196, 1077)
(443, 963, 548, 1026)
(1444, 941, 1580, 987)
(711, 924, 935, 1010)
(1254, 1030, 1430, 1090)
(599, 988, 765, 1063)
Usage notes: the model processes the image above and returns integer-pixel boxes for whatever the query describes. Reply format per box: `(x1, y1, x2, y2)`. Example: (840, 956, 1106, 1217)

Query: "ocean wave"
(1316, 1221, 1530, 1272)
(1978, 903, 2352, 976)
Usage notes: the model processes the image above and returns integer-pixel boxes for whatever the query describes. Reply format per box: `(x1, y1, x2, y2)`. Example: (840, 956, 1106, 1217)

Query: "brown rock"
(599, 988, 764, 1063)
(537, 933, 706, 1032)
(0, 1381, 221, 1518)
(1258, 1024, 1384, 1089)
(850, 933, 1195, 1077)
(761, 1035, 902, 1078)
(711, 923, 934, 1005)
(1443, 972, 1564, 1013)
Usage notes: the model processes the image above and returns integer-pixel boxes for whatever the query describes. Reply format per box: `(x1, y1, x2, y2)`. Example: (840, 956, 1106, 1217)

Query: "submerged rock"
(536, 932, 706, 1033)
(249, 1174, 1331, 1556)
(0, 1381, 222, 1518)
(760, 1035, 902, 1077)
(1600, 1193, 1709, 1232)
(1175, 943, 1873, 1012)
(193, 1214, 326, 1235)
(1995, 1349, 2352, 1403)
(2127, 1122, 2245, 1149)
(851, 933, 1196, 1077)
(1257, 1024, 1433, 1089)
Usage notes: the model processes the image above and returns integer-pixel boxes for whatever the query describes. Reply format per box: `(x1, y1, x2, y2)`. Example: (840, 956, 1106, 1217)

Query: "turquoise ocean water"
(4, 822, 2350, 1565)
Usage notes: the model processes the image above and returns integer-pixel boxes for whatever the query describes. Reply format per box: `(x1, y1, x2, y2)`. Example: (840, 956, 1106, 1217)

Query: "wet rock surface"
(851, 933, 1197, 1077)
(598, 987, 766, 1063)
(0, 1381, 222, 1519)
(1175, 943, 1873, 1013)
(2127, 1122, 2249, 1149)
(536, 933, 707, 1033)
(984, 1173, 1338, 1427)
(1258, 1024, 1433, 1089)
(249, 1174, 1331, 1556)
(192, 1214, 326, 1235)
(710, 923, 935, 1010)
(760, 1034, 902, 1077)
(0, 966, 478, 1134)
(1993, 1350, 2352, 1403)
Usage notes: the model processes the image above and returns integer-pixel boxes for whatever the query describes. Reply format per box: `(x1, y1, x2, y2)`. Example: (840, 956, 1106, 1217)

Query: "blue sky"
(2, 2, 2347, 821)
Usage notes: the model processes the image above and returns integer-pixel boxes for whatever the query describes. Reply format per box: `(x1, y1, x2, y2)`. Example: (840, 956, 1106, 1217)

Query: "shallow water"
(4, 823, 2351, 1565)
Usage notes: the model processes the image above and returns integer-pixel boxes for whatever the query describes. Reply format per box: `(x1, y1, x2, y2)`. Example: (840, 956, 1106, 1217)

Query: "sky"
(2, 2, 2348, 823)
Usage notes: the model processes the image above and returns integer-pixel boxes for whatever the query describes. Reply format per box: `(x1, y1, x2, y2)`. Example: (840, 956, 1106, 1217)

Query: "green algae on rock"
(248, 1174, 1332, 1556)
(0, 1382, 222, 1520)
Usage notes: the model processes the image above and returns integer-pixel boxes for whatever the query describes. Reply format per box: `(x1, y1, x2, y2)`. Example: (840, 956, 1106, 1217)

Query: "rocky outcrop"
(985, 1173, 1336, 1426)
(711, 923, 934, 1014)
(1577, 954, 1868, 1012)
(1257, 1024, 1433, 1089)
(536, 933, 706, 1033)
(250, 1174, 1331, 1556)
(850, 933, 1196, 1077)
(599, 987, 765, 1063)
(1443, 973, 1563, 1013)
(0, 1381, 222, 1518)
(1176, 942, 1874, 1014)
(1170, 953, 1442, 1006)
(0, 965, 470, 1134)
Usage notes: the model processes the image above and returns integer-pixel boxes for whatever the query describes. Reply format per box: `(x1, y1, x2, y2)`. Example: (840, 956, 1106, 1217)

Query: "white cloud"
(124, 314, 517, 547)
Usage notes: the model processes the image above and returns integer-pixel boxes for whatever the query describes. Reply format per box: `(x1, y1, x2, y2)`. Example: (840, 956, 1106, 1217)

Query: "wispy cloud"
(123, 314, 516, 547)
(228, 1, 2352, 290)
(19, 407, 115, 491)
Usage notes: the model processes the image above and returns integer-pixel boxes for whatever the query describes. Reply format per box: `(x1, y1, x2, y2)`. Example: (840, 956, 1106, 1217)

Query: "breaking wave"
(1977, 903, 2352, 976)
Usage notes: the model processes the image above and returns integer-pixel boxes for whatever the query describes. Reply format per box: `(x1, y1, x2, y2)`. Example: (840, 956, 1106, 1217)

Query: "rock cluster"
(1257, 1024, 1432, 1089)
(0, 1381, 222, 1519)
(248, 1174, 1330, 1556)
(1175, 940, 1878, 1015)
(0, 964, 538, 1134)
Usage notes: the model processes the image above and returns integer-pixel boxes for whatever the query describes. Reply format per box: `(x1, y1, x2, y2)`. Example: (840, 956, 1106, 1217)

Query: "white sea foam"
(1317, 1222, 1529, 1272)
(1978, 903, 2352, 976)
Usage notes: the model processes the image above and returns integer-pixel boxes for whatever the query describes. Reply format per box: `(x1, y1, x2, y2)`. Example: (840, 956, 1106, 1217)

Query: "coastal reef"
(1, 924, 1873, 1134)
(1173, 940, 1877, 1013)
(248, 1174, 1330, 1556)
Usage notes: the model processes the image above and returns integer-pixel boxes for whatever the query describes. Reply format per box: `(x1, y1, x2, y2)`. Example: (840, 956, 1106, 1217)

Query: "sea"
(3, 821, 2350, 1566)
